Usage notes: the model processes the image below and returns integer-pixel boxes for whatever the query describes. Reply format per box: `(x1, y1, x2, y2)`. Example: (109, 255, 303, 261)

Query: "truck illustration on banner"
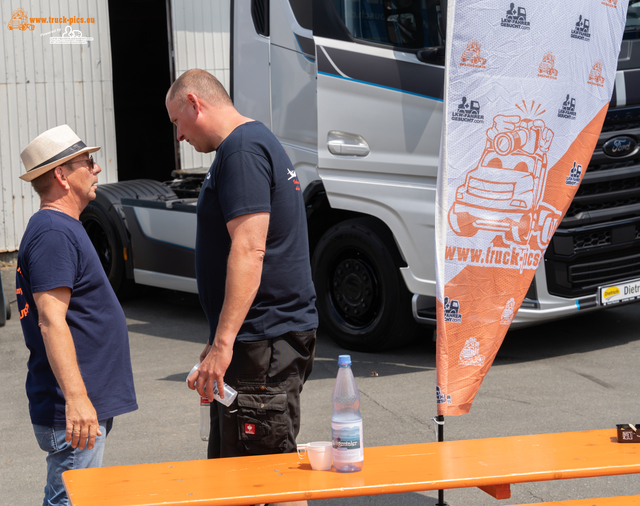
(448, 111, 562, 250)
(538, 52, 558, 78)
(589, 61, 605, 86)
(461, 40, 487, 67)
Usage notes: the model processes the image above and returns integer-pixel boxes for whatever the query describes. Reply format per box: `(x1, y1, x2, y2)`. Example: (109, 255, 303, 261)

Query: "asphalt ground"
(2, 263, 640, 506)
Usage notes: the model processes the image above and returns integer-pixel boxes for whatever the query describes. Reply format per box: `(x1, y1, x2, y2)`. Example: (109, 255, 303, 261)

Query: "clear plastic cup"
(297, 441, 333, 470)
(186, 364, 238, 407)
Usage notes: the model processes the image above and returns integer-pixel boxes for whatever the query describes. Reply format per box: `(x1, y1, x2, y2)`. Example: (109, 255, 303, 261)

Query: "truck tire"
(312, 217, 418, 352)
(449, 208, 478, 237)
(82, 201, 130, 295)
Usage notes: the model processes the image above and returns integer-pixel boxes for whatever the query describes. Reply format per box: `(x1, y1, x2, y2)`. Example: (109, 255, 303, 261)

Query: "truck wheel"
(81, 202, 129, 295)
(449, 209, 477, 237)
(508, 214, 532, 245)
(312, 218, 418, 352)
(534, 210, 559, 249)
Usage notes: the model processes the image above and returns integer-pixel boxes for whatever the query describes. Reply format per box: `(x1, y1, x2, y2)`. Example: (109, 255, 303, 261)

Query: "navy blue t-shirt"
(17, 210, 137, 426)
(196, 121, 317, 342)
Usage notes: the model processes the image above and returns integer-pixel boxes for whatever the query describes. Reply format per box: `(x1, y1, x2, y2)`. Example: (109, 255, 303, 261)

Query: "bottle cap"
(338, 355, 351, 366)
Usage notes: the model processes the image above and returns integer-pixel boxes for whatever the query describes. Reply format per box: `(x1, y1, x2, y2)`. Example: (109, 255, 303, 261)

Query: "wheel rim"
(84, 218, 113, 274)
(512, 214, 532, 244)
(329, 253, 379, 329)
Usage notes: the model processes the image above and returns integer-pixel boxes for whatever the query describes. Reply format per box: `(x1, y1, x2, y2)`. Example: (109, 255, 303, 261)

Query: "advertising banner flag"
(435, 0, 628, 416)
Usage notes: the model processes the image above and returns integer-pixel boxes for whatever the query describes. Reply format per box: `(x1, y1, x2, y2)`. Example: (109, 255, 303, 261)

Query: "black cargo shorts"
(207, 329, 316, 459)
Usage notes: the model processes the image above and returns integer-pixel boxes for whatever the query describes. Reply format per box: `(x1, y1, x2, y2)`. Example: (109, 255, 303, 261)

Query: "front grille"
(574, 230, 611, 251)
(586, 158, 638, 173)
(545, 105, 640, 297)
(568, 197, 640, 216)
(600, 106, 640, 132)
(569, 253, 640, 288)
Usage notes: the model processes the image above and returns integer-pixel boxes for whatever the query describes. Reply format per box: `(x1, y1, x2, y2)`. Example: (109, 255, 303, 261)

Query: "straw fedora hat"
(19, 125, 100, 182)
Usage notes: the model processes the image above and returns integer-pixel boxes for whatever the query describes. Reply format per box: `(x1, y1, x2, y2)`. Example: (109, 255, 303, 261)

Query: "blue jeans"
(32, 418, 113, 506)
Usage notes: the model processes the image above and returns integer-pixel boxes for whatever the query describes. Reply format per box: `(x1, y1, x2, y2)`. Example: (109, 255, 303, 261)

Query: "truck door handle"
(327, 131, 370, 157)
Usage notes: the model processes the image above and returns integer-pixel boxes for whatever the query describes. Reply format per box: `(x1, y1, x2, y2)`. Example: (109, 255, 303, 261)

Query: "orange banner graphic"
(435, 1, 628, 416)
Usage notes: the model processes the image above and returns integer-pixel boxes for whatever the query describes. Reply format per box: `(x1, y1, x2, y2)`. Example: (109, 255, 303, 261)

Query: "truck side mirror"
(417, 46, 445, 65)
(417, 0, 446, 65)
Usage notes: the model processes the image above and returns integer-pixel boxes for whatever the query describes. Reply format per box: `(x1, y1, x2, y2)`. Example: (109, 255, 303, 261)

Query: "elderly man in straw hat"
(16, 125, 137, 506)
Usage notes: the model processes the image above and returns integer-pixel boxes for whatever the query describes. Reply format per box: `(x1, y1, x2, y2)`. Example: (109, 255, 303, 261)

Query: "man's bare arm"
(192, 212, 269, 400)
(34, 288, 101, 450)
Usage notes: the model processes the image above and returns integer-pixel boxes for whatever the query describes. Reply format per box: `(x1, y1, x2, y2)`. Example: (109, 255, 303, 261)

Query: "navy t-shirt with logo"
(196, 121, 318, 342)
(17, 210, 137, 426)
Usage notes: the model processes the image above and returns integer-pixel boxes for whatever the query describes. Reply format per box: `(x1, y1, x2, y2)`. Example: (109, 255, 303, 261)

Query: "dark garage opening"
(108, 0, 178, 182)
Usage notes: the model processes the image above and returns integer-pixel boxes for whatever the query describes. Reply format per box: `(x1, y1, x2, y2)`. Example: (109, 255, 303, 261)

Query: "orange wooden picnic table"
(63, 429, 640, 506)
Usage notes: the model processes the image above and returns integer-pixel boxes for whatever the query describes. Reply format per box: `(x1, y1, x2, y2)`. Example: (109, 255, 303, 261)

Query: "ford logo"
(602, 136, 638, 158)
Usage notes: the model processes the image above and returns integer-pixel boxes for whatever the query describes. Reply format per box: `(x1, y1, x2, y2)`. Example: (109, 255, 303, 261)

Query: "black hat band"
(29, 140, 87, 172)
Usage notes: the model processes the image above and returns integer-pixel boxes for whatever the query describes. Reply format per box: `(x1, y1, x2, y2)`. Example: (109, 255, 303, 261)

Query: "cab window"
(331, 0, 444, 49)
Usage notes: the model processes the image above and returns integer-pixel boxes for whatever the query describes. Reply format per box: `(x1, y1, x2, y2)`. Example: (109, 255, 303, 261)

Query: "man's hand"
(34, 288, 101, 450)
(533, 119, 554, 153)
(196, 340, 234, 401)
(487, 115, 521, 140)
(186, 342, 213, 391)
(65, 395, 102, 450)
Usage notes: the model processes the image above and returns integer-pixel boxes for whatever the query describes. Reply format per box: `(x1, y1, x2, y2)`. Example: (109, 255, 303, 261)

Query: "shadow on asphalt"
(312, 492, 440, 505)
(118, 286, 640, 381)
(497, 303, 640, 363)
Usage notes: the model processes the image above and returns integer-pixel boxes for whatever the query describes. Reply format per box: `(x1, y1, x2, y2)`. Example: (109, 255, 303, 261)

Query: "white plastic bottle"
(331, 355, 364, 472)
(187, 363, 238, 407)
(200, 396, 210, 441)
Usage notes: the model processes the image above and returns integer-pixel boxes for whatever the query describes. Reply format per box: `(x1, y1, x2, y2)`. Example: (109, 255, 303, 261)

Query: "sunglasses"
(65, 155, 96, 172)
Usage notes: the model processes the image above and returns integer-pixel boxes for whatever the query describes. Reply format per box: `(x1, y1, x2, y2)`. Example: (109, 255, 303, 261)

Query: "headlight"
(510, 199, 527, 208)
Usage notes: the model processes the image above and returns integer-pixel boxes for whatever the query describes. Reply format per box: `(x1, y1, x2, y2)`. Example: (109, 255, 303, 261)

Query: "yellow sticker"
(603, 286, 620, 299)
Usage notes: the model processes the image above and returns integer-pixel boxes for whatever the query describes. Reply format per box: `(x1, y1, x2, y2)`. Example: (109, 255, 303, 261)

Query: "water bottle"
(331, 354, 364, 472)
(200, 396, 210, 441)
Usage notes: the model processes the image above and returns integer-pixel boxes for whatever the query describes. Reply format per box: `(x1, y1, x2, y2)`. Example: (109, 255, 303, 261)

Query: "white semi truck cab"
(82, 0, 640, 352)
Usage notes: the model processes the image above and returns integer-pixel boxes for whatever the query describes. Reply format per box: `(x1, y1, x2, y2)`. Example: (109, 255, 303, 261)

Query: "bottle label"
(200, 396, 211, 407)
(331, 420, 363, 463)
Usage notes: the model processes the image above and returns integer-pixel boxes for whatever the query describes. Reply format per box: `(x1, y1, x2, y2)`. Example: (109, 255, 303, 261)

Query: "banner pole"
(434, 415, 448, 506)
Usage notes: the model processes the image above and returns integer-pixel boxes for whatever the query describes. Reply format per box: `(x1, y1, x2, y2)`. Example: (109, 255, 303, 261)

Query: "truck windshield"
(331, 0, 444, 49)
(626, 1, 640, 38)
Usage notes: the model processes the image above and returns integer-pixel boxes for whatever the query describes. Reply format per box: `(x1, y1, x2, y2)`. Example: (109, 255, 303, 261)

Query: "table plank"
(63, 429, 640, 506)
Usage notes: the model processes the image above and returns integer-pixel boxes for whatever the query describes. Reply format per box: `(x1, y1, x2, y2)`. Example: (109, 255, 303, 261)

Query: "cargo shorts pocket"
(237, 391, 289, 454)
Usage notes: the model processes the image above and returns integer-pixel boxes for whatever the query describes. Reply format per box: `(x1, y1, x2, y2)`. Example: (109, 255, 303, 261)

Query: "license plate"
(598, 278, 640, 306)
